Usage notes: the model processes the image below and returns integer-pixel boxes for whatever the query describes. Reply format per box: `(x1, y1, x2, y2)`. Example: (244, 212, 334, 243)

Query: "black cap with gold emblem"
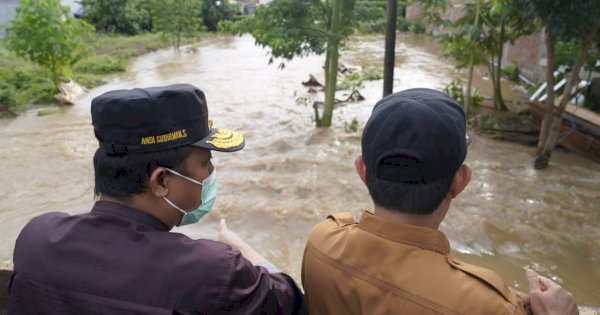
(91, 84, 245, 155)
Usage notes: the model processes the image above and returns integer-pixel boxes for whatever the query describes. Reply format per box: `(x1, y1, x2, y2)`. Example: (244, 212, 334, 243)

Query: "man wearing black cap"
(301, 88, 579, 315)
(8, 84, 304, 314)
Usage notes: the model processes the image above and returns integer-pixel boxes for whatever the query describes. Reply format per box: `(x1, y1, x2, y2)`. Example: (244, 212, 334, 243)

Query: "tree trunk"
(535, 31, 556, 157)
(493, 23, 507, 111)
(464, 5, 479, 116)
(383, 0, 397, 97)
(534, 26, 598, 169)
(465, 58, 474, 115)
(321, 0, 342, 128)
(316, 48, 332, 127)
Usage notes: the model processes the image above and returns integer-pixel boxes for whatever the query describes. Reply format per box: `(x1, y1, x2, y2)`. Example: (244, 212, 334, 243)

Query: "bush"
(502, 62, 520, 82)
(397, 17, 425, 34)
(79, 0, 152, 35)
(444, 80, 465, 106)
(217, 20, 236, 33)
(443, 80, 483, 108)
(3, 0, 94, 88)
(408, 20, 426, 34)
(339, 72, 365, 91)
(354, 0, 386, 34)
(73, 55, 126, 74)
(202, 0, 238, 32)
(338, 69, 382, 91)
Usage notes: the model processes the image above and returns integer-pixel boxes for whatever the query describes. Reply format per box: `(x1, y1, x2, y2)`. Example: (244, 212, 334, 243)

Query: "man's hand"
(218, 218, 245, 251)
(218, 218, 268, 265)
(526, 269, 578, 315)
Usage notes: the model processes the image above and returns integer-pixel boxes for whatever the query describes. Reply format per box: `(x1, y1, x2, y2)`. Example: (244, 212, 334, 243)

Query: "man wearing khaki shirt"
(302, 88, 578, 315)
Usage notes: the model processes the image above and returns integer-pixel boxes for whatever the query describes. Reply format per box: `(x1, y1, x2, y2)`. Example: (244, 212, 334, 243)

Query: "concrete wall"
(504, 31, 546, 83)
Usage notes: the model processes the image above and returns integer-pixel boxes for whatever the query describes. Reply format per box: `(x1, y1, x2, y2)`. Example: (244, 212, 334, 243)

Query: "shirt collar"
(91, 201, 170, 231)
(358, 211, 450, 255)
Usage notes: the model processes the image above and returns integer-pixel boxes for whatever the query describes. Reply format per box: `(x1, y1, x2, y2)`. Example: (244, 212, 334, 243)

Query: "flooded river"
(0, 33, 598, 305)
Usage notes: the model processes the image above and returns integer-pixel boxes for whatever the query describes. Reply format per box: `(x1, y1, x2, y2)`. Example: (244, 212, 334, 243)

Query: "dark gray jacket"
(8, 201, 303, 314)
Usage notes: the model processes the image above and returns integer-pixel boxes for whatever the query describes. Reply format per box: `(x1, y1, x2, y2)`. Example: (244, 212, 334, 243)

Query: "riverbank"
(0, 32, 202, 117)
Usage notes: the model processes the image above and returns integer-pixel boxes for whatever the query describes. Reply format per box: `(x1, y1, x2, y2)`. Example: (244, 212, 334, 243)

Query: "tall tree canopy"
(248, 0, 356, 127)
(4, 0, 94, 89)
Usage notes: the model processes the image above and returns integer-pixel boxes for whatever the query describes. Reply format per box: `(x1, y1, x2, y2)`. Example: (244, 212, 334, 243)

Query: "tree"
(421, 0, 535, 112)
(484, 1, 536, 111)
(150, 0, 203, 50)
(247, 0, 356, 127)
(202, 0, 238, 32)
(3, 0, 94, 89)
(505, 0, 600, 169)
(440, 1, 487, 115)
(79, 0, 151, 35)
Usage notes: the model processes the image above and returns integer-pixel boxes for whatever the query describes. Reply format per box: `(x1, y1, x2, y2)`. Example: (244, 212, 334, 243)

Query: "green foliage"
(439, 2, 488, 69)
(407, 20, 426, 34)
(443, 80, 483, 108)
(502, 61, 520, 82)
(202, 0, 238, 32)
(249, 0, 329, 63)
(361, 67, 383, 80)
(79, 0, 151, 35)
(217, 20, 236, 33)
(396, 17, 425, 34)
(338, 72, 364, 90)
(354, 0, 386, 34)
(556, 39, 600, 72)
(3, 0, 95, 89)
(344, 117, 359, 132)
(443, 80, 465, 106)
(506, 0, 599, 42)
(149, 0, 203, 50)
(1, 33, 176, 115)
(0, 62, 56, 116)
(338, 68, 381, 90)
(73, 55, 126, 74)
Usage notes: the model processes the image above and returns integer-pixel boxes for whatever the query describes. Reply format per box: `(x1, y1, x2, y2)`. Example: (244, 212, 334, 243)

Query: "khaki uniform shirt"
(302, 212, 525, 315)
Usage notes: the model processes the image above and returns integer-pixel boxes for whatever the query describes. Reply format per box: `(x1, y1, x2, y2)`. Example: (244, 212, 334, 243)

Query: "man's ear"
(149, 167, 169, 197)
(449, 164, 471, 199)
(355, 155, 367, 186)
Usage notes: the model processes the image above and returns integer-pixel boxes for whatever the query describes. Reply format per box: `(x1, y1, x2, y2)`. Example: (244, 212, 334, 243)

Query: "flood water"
(0, 33, 598, 305)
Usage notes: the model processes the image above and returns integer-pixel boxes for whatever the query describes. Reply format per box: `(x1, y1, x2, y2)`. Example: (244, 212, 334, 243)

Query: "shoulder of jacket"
(308, 212, 356, 242)
(446, 256, 523, 310)
(325, 212, 356, 226)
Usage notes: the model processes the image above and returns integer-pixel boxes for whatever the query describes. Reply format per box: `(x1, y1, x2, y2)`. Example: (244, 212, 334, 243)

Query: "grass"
(0, 32, 197, 117)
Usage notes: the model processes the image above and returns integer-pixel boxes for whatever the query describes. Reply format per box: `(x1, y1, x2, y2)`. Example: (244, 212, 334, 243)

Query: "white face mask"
(163, 167, 218, 226)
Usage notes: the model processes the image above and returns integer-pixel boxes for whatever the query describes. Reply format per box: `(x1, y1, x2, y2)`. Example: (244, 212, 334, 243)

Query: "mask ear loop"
(162, 167, 203, 219)
(164, 168, 204, 186)
(163, 197, 188, 215)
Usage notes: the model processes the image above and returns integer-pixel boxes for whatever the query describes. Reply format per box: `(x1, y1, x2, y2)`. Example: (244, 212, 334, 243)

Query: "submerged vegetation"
(0, 33, 183, 116)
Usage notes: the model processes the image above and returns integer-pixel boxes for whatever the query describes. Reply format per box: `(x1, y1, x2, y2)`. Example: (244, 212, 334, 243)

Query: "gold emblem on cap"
(206, 128, 243, 149)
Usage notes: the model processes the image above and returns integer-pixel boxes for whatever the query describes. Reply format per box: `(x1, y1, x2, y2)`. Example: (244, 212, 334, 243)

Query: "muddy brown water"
(0, 33, 598, 305)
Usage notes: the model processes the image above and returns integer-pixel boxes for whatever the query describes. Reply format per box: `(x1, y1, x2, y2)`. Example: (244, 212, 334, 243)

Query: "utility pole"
(383, 0, 398, 97)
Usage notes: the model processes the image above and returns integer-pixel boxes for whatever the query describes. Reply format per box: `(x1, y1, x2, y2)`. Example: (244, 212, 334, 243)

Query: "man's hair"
(93, 146, 193, 200)
(365, 170, 454, 215)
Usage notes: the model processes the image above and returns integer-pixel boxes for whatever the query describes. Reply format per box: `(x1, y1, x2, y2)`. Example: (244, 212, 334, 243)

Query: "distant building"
(233, 0, 271, 15)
